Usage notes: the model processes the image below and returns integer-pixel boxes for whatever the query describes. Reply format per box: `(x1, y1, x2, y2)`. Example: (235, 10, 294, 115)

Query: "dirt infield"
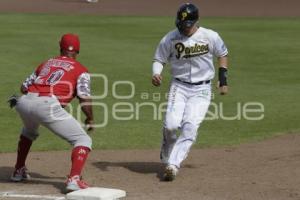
(0, 0, 300, 16)
(0, 134, 299, 200)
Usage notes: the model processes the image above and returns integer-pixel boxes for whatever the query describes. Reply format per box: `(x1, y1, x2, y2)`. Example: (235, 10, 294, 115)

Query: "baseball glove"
(8, 94, 19, 108)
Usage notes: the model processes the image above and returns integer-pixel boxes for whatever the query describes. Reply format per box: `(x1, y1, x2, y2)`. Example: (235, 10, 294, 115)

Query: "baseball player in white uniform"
(152, 3, 229, 181)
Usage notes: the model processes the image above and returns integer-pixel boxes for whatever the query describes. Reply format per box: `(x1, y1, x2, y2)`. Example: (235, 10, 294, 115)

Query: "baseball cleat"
(163, 165, 178, 181)
(11, 166, 31, 182)
(66, 175, 89, 192)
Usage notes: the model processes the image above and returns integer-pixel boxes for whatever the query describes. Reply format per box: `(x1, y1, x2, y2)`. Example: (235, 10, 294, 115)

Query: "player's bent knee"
(164, 123, 180, 132)
(21, 129, 39, 141)
(74, 134, 92, 150)
(164, 118, 181, 131)
(182, 122, 198, 140)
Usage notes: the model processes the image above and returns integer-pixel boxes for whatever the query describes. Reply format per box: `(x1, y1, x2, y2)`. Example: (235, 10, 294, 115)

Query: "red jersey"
(27, 56, 89, 105)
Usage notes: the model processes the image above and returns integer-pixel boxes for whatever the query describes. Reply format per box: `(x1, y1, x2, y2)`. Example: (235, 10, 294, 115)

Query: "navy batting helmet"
(175, 3, 199, 33)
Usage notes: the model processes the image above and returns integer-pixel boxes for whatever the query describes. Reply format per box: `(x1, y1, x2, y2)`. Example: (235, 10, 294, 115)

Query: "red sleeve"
(35, 62, 45, 75)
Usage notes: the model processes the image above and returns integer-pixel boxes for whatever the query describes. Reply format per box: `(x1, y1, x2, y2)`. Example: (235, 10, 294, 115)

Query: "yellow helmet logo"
(181, 12, 188, 20)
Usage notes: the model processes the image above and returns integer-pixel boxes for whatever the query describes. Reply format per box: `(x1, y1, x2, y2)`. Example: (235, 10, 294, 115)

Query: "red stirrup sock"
(15, 135, 33, 170)
(69, 146, 90, 177)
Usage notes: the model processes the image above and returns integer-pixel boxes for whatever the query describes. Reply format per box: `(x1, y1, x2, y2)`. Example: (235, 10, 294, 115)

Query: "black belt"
(175, 78, 210, 85)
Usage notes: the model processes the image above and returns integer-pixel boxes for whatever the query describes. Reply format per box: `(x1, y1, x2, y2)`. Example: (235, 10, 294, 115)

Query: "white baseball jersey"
(154, 27, 228, 83)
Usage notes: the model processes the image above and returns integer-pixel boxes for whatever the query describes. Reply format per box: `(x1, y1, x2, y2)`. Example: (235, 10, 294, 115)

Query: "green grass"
(0, 14, 299, 152)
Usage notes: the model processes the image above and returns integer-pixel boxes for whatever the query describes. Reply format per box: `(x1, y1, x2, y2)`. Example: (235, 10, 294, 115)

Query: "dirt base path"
(0, 134, 299, 200)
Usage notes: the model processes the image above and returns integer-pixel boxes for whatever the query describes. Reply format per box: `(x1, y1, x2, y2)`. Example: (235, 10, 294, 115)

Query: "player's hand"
(152, 74, 162, 87)
(217, 81, 228, 95)
(84, 118, 94, 132)
(219, 85, 228, 95)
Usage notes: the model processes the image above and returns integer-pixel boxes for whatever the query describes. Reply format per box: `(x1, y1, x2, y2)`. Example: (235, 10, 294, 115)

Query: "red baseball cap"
(59, 33, 80, 53)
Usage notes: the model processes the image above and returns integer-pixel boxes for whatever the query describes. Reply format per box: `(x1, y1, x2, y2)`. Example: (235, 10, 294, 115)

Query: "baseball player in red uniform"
(10, 33, 94, 192)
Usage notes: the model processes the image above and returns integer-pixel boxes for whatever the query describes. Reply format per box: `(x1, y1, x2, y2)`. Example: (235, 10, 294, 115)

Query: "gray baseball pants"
(15, 93, 92, 149)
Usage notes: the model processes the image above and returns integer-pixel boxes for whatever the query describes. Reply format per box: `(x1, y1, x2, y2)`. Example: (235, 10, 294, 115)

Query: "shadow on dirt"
(0, 166, 66, 193)
(93, 161, 166, 181)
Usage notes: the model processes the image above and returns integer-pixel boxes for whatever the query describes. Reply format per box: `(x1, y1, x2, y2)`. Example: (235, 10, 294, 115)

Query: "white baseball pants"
(162, 79, 211, 168)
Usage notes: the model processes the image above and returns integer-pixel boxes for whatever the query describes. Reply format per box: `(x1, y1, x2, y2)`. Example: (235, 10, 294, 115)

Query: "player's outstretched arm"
(218, 55, 229, 95)
(78, 97, 94, 132)
(77, 72, 94, 131)
(20, 71, 38, 94)
(152, 61, 164, 87)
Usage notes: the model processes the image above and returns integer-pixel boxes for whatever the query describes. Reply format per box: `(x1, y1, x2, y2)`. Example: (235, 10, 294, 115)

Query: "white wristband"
(152, 61, 164, 76)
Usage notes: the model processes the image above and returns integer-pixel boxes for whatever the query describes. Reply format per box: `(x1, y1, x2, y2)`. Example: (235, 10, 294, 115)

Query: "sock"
(69, 146, 90, 177)
(15, 135, 33, 170)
